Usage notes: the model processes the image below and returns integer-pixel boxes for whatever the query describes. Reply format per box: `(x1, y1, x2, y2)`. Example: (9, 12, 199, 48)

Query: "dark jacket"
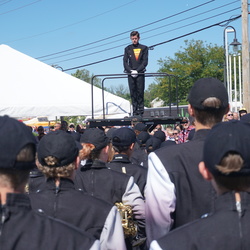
(130, 144, 148, 168)
(108, 154, 147, 196)
(75, 159, 146, 249)
(0, 193, 98, 250)
(156, 129, 216, 228)
(75, 160, 131, 203)
(28, 168, 46, 193)
(155, 191, 250, 250)
(123, 43, 148, 73)
(29, 178, 113, 239)
(74, 159, 145, 222)
(146, 129, 216, 243)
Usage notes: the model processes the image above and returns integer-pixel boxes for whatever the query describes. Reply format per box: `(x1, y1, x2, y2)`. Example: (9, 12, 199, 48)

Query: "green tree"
(60, 116, 86, 126)
(72, 68, 132, 101)
(109, 84, 131, 101)
(71, 69, 102, 88)
(144, 82, 160, 107)
(147, 40, 224, 105)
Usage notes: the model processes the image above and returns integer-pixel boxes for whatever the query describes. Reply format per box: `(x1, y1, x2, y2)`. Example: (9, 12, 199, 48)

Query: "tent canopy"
(0, 44, 131, 118)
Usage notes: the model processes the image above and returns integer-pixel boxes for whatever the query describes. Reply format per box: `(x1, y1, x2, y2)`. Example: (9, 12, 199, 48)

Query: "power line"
(63, 15, 241, 72)
(36, 0, 216, 59)
(63, 55, 123, 71)
(148, 8, 240, 42)
(149, 15, 241, 48)
(50, 7, 240, 65)
(41, 37, 126, 62)
(0, 0, 42, 15)
(142, 2, 239, 35)
(4, 0, 137, 43)
(42, 3, 239, 63)
(0, 0, 13, 7)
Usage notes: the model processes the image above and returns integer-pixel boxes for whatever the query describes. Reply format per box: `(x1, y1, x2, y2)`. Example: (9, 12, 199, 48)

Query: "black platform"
(88, 72, 186, 131)
(87, 115, 187, 132)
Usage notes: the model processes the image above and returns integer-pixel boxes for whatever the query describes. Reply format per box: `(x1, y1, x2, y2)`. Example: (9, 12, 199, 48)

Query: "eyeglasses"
(173, 133, 178, 135)
(227, 114, 233, 116)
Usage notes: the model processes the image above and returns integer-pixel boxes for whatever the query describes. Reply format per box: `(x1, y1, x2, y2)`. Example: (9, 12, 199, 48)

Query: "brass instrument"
(115, 202, 137, 238)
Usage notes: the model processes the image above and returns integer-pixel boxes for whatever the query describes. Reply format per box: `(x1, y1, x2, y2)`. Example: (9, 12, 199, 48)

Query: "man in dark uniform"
(130, 130, 150, 168)
(123, 31, 148, 116)
(108, 127, 148, 249)
(74, 128, 146, 249)
(150, 120, 250, 250)
(145, 78, 229, 244)
(108, 127, 147, 196)
(0, 115, 99, 250)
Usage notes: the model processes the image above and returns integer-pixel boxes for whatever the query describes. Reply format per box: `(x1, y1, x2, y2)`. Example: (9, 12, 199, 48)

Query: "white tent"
(0, 44, 131, 118)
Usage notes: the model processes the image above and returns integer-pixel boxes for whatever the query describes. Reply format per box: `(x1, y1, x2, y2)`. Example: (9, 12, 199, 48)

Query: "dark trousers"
(128, 75, 145, 115)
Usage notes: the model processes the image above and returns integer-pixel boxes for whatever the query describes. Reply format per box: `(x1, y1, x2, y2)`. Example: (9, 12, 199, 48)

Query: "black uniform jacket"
(146, 129, 217, 243)
(108, 154, 147, 195)
(155, 129, 216, 228)
(130, 144, 148, 168)
(28, 168, 46, 193)
(74, 159, 131, 204)
(74, 159, 146, 226)
(156, 191, 250, 250)
(123, 43, 148, 73)
(0, 193, 98, 250)
(29, 177, 113, 239)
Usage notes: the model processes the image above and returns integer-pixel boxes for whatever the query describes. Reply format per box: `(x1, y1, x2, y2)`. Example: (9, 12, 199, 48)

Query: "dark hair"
(130, 31, 140, 38)
(37, 126, 44, 132)
(194, 97, 227, 126)
(213, 154, 250, 191)
(0, 144, 35, 189)
(113, 145, 130, 154)
(60, 121, 68, 131)
(16, 144, 36, 162)
(0, 169, 30, 190)
(76, 125, 83, 133)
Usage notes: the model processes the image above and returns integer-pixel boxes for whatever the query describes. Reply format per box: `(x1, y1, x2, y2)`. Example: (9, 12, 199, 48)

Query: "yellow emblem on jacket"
(133, 48, 141, 61)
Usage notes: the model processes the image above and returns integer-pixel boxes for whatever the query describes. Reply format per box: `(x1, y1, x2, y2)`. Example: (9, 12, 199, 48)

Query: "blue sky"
(1, 0, 244, 90)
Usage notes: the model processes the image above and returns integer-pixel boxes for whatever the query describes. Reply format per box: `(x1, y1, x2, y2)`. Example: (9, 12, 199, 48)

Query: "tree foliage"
(109, 84, 131, 101)
(146, 40, 224, 106)
(71, 69, 102, 88)
(71, 68, 132, 107)
(60, 116, 86, 126)
(71, 69, 131, 102)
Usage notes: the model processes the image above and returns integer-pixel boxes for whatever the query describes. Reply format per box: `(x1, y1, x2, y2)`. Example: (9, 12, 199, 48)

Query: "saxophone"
(115, 202, 138, 238)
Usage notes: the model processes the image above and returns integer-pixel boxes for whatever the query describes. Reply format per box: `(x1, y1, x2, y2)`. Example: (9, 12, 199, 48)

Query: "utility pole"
(242, 0, 250, 110)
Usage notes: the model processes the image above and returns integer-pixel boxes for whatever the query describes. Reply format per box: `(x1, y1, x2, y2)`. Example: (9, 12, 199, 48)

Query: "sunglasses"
(173, 133, 178, 135)
(227, 114, 233, 116)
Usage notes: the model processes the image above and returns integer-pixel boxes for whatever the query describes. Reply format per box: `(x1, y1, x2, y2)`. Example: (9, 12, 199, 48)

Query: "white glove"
(131, 70, 138, 78)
